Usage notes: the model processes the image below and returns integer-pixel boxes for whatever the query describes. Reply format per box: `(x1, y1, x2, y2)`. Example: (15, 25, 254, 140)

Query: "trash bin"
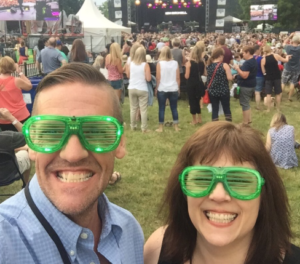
(22, 77, 43, 114)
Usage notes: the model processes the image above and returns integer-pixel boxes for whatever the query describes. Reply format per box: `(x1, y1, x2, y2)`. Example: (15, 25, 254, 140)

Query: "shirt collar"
(29, 175, 123, 257)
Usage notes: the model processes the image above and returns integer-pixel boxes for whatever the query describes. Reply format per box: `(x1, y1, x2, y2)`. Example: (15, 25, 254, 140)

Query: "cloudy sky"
(94, 0, 106, 5)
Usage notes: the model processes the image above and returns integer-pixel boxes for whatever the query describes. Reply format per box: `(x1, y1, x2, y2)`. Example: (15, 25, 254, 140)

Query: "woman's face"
(187, 154, 260, 248)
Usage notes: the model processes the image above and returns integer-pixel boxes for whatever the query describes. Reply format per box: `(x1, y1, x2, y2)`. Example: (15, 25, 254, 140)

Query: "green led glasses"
(22, 115, 124, 154)
(179, 166, 265, 200)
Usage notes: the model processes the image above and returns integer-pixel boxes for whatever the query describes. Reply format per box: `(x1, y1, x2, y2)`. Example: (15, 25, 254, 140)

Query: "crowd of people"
(0, 30, 300, 263)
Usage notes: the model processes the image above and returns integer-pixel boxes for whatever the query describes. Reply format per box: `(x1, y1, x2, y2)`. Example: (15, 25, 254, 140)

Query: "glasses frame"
(179, 166, 265, 200)
(22, 115, 124, 154)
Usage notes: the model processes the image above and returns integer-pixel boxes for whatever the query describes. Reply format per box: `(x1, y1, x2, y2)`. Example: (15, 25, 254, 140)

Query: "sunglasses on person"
(179, 166, 265, 200)
(22, 115, 123, 154)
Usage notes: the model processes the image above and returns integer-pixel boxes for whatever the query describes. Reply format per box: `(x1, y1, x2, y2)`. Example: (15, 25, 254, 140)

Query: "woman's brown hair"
(70, 39, 87, 62)
(0, 56, 16, 74)
(160, 121, 291, 264)
(207, 48, 224, 65)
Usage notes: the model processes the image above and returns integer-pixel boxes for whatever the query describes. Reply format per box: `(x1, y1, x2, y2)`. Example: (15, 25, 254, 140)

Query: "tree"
(99, 0, 109, 18)
(59, 0, 84, 15)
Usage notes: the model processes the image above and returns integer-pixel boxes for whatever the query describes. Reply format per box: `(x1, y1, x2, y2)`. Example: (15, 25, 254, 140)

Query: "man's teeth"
(57, 171, 93, 182)
(206, 212, 237, 224)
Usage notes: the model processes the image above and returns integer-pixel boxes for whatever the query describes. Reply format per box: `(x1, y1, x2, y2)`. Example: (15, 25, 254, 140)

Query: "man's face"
(29, 83, 125, 217)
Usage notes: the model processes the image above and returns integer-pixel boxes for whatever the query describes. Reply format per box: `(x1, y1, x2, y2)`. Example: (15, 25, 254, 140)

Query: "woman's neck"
(192, 233, 253, 264)
(213, 58, 222, 63)
(0, 73, 11, 78)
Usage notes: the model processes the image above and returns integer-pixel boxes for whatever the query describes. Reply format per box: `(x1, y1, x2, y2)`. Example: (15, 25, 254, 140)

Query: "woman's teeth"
(57, 171, 93, 182)
(205, 211, 237, 224)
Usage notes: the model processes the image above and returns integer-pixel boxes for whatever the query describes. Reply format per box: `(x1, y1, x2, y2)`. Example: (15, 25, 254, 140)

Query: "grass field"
(1, 91, 300, 246)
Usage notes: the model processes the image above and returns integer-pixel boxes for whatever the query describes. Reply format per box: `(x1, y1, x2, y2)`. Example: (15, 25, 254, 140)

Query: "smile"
(56, 171, 94, 183)
(205, 211, 238, 224)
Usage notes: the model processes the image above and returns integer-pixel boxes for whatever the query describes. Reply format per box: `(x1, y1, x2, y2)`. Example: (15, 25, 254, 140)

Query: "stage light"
(155, 0, 159, 4)
(193, 0, 198, 2)
(147, 3, 152, 8)
(183, 2, 187, 6)
(170, 5, 173, 8)
(173, 0, 178, 4)
(135, 0, 140, 5)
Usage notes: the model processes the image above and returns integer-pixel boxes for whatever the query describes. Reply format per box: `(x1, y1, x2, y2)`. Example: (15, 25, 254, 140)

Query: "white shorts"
(16, 150, 30, 174)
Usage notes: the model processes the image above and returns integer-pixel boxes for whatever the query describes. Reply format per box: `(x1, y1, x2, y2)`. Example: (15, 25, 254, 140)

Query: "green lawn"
(1, 90, 300, 246)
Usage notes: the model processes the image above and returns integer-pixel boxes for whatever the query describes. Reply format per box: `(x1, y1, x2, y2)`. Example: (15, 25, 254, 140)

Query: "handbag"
(203, 62, 222, 104)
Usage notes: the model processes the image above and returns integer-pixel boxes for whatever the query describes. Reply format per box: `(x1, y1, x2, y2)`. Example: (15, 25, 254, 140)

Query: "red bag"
(203, 90, 210, 104)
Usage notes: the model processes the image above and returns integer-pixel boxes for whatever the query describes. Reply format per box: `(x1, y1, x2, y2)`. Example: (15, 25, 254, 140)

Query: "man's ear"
(28, 148, 37, 161)
(115, 135, 126, 159)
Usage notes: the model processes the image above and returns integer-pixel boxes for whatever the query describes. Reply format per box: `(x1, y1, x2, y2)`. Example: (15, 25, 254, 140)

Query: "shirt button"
(80, 233, 88, 239)
(69, 250, 75, 256)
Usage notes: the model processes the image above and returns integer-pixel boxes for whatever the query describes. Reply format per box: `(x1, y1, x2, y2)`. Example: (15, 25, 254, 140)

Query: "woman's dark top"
(19, 47, 26, 57)
(158, 241, 300, 264)
(265, 54, 281, 80)
(237, 57, 257, 88)
(207, 62, 229, 97)
(186, 60, 205, 96)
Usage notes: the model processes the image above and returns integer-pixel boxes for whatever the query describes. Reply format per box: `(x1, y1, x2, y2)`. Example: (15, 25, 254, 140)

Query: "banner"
(114, 0, 121, 8)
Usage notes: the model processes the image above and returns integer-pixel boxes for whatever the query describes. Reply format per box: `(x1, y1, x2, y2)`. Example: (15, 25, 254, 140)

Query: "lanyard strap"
(207, 62, 222, 89)
(25, 183, 72, 264)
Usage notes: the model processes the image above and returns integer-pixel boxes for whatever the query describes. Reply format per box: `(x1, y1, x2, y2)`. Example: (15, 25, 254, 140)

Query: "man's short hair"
(172, 38, 181, 47)
(292, 36, 300, 44)
(243, 45, 255, 55)
(32, 63, 123, 124)
(218, 36, 226, 46)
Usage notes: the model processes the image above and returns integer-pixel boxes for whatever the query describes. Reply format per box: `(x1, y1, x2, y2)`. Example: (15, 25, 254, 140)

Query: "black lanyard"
(25, 183, 72, 264)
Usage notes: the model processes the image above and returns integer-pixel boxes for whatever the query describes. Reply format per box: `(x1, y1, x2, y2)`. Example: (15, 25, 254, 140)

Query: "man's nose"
(59, 135, 89, 163)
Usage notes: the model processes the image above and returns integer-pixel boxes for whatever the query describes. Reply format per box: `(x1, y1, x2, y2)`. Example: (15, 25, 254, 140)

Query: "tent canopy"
(224, 16, 243, 23)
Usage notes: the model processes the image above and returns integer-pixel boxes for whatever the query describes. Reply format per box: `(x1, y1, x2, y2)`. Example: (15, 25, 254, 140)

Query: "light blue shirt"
(0, 175, 144, 264)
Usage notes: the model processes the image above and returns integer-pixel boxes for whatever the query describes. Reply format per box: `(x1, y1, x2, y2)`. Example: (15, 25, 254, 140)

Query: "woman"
(185, 46, 206, 124)
(127, 47, 151, 133)
(105, 42, 123, 100)
(144, 121, 300, 264)
(253, 45, 264, 110)
(18, 41, 28, 65)
(155, 46, 180, 133)
(93, 55, 108, 79)
(261, 45, 291, 112)
(69, 39, 89, 64)
(33, 39, 45, 65)
(233, 45, 257, 125)
(207, 48, 233, 122)
(0, 56, 32, 131)
(266, 113, 298, 169)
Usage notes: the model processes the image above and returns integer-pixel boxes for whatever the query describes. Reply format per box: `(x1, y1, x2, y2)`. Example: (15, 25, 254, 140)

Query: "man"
(282, 33, 300, 101)
(171, 38, 186, 79)
(38, 37, 67, 75)
(217, 36, 233, 65)
(18, 0, 24, 14)
(56, 40, 68, 62)
(0, 63, 144, 263)
(0, 108, 31, 185)
(156, 38, 165, 51)
(105, 38, 115, 53)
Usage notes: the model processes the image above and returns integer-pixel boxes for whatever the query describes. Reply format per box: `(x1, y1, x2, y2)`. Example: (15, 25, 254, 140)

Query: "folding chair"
(0, 151, 26, 197)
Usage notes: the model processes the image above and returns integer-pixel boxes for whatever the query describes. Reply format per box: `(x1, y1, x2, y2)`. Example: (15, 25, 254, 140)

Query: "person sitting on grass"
(266, 113, 298, 169)
(0, 108, 31, 185)
(144, 121, 300, 264)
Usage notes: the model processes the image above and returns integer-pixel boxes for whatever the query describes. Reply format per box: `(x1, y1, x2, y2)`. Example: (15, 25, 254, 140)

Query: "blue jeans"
(157, 91, 179, 124)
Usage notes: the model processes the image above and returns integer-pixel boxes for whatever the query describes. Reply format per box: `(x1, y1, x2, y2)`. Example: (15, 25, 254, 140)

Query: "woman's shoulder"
(144, 226, 167, 264)
(283, 244, 300, 264)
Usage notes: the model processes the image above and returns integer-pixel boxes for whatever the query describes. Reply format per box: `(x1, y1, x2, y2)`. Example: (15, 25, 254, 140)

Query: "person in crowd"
(122, 40, 132, 56)
(0, 63, 144, 263)
(18, 40, 28, 65)
(266, 113, 298, 169)
(106, 38, 115, 53)
(37, 37, 67, 75)
(171, 38, 186, 80)
(185, 46, 206, 124)
(33, 39, 45, 66)
(105, 42, 124, 101)
(144, 121, 300, 264)
(93, 55, 108, 79)
(69, 39, 89, 64)
(18, 0, 24, 14)
(155, 46, 180, 133)
(0, 56, 32, 131)
(56, 40, 68, 63)
(0, 38, 5, 57)
(0, 108, 31, 184)
(282, 33, 300, 102)
(146, 54, 156, 74)
(61, 45, 69, 59)
(233, 46, 257, 125)
(217, 36, 233, 64)
(127, 47, 151, 133)
(261, 45, 291, 112)
(253, 45, 264, 110)
(156, 38, 165, 51)
(206, 48, 233, 122)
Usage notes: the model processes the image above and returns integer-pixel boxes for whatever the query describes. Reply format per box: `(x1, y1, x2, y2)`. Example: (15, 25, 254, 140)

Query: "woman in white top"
(155, 46, 180, 133)
(127, 47, 151, 133)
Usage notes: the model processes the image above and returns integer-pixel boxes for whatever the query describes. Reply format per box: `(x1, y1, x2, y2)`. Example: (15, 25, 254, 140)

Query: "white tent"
(224, 16, 243, 23)
(76, 0, 131, 52)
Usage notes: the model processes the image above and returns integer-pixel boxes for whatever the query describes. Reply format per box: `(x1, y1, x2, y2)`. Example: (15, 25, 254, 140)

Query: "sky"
(94, 0, 106, 6)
